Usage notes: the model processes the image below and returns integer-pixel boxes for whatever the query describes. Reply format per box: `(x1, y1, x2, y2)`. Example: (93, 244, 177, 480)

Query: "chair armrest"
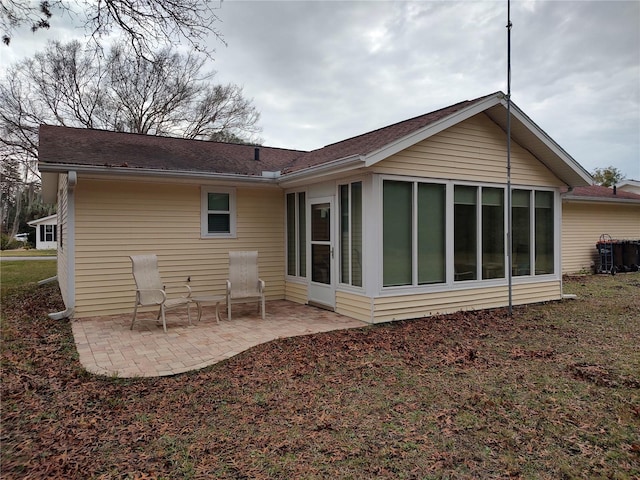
(182, 284, 192, 298)
(226, 280, 232, 294)
(135, 288, 167, 303)
(258, 279, 265, 293)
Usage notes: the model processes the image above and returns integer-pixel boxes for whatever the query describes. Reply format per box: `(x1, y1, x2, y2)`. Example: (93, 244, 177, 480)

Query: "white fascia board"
(27, 214, 58, 226)
(364, 94, 503, 167)
(562, 196, 640, 205)
(278, 155, 365, 188)
(505, 101, 593, 186)
(38, 163, 276, 185)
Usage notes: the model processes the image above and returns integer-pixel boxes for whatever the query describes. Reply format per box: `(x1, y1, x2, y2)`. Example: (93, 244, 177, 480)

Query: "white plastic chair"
(226, 251, 265, 320)
(130, 254, 191, 333)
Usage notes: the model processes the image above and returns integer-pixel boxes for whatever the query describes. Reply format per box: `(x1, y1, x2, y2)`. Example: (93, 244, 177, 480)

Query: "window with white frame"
(383, 180, 446, 287)
(382, 179, 555, 288)
(40, 224, 57, 242)
(286, 191, 306, 277)
(201, 187, 236, 237)
(339, 181, 363, 287)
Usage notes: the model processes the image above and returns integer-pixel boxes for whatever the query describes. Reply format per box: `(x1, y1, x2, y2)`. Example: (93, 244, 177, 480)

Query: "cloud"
(3, 0, 638, 178)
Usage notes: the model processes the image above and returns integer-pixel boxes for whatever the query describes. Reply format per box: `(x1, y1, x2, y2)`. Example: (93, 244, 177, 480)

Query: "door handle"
(331, 247, 334, 259)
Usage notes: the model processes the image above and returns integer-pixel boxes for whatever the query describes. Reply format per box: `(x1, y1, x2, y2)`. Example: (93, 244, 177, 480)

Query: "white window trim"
(284, 189, 308, 281)
(337, 179, 365, 290)
(201, 187, 236, 238)
(377, 175, 560, 295)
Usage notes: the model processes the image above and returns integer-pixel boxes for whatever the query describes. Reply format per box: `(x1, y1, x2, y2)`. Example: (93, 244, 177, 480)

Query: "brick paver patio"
(72, 300, 367, 378)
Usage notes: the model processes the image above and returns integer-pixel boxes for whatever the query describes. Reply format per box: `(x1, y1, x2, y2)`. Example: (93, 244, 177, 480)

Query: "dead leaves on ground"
(2, 277, 640, 479)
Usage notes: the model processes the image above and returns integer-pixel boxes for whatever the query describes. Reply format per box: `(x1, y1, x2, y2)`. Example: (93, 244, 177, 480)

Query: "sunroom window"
(339, 181, 362, 287)
(382, 180, 446, 287)
(286, 192, 306, 277)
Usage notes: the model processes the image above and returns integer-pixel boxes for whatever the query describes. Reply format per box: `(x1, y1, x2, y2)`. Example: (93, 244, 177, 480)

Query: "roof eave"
(38, 162, 277, 185)
(562, 195, 640, 205)
(278, 155, 365, 188)
(486, 99, 593, 187)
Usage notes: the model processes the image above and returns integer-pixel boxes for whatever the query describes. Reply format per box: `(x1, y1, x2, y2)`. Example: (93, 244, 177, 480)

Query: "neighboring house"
(561, 185, 640, 274)
(38, 91, 593, 322)
(27, 214, 58, 250)
(618, 179, 640, 195)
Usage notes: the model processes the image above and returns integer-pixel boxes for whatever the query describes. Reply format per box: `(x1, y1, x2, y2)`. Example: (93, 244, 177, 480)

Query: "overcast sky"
(2, 1, 639, 180)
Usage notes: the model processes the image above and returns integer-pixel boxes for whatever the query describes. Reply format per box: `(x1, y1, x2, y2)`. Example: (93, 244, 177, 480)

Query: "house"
(27, 214, 58, 249)
(618, 180, 640, 195)
(38, 91, 593, 322)
(561, 185, 640, 274)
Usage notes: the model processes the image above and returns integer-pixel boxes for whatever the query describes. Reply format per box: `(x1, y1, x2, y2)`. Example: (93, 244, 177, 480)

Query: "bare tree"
(0, 39, 261, 234)
(1, 0, 224, 58)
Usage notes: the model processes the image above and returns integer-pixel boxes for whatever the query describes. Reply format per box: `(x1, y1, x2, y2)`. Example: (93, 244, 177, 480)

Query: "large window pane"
(298, 192, 306, 277)
(340, 184, 349, 284)
(351, 182, 363, 287)
(383, 181, 412, 286)
(482, 188, 504, 279)
(512, 189, 531, 276)
(535, 191, 554, 274)
(454, 186, 477, 281)
(286, 193, 296, 276)
(418, 183, 445, 284)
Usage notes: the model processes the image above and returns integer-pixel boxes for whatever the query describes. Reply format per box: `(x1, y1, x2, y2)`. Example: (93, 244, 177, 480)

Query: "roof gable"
(283, 91, 591, 187)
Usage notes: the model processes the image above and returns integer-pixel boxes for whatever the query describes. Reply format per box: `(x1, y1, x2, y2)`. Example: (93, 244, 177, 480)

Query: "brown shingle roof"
(285, 93, 497, 173)
(562, 184, 640, 201)
(38, 126, 306, 176)
(38, 93, 501, 178)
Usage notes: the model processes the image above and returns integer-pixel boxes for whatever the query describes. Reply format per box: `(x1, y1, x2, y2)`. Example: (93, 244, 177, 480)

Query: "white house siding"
(285, 281, 307, 305)
(562, 201, 640, 274)
(336, 290, 373, 323)
(373, 113, 564, 188)
(57, 174, 70, 308)
(372, 281, 561, 323)
(73, 178, 285, 318)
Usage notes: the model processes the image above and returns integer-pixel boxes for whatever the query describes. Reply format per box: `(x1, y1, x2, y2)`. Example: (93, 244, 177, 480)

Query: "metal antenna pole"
(507, 0, 513, 316)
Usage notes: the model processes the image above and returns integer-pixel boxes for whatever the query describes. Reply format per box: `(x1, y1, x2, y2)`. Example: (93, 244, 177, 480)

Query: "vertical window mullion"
(411, 182, 418, 286)
(348, 184, 353, 285)
(530, 190, 536, 275)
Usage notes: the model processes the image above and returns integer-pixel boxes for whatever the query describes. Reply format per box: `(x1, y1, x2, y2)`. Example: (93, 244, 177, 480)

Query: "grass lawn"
(0, 260, 57, 297)
(0, 248, 57, 257)
(1, 274, 639, 479)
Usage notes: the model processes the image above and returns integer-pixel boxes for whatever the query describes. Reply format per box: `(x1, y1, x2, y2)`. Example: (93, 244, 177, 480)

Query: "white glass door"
(308, 198, 335, 309)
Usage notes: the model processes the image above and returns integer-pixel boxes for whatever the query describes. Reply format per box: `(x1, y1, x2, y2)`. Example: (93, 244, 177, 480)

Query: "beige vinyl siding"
(562, 201, 640, 274)
(57, 173, 70, 307)
(372, 281, 561, 323)
(374, 114, 564, 187)
(285, 281, 307, 305)
(73, 178, 285, 317)
(336, 290, 373, 322)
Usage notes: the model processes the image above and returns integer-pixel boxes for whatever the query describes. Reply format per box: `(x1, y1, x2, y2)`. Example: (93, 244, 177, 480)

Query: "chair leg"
(160, 306, 167, 333)
(131, 303, 139, 330)
(261, 296, 265, 320)
(227, 297, 232, 321)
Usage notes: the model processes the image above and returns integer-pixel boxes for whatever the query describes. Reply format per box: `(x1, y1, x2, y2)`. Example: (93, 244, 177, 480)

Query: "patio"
(71, 300, 367, 378)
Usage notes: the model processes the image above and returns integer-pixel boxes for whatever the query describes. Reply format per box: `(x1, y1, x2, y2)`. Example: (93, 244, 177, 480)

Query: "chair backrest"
(228, 251, 260, 298)
(130, 254, 165, 305)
